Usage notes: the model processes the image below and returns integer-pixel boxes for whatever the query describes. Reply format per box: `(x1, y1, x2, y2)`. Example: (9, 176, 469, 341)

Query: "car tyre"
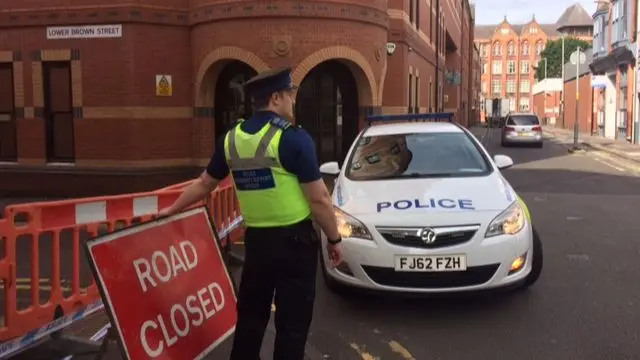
(521, 226, 543, 288)
(535, 141, 544, 148)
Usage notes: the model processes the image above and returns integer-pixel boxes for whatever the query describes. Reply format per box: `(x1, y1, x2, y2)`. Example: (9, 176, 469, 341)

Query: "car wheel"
(535, 141, 543, 148)
(521, 226, 543, 288)
(501, 139, 508, 147)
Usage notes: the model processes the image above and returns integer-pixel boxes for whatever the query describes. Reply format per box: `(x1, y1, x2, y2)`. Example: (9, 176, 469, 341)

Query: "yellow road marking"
(388, 340, 415, 360)
(349, 343, 380, 360)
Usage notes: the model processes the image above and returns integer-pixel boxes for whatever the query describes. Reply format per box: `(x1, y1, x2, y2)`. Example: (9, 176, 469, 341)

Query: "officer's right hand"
(326, 242, 343, 268)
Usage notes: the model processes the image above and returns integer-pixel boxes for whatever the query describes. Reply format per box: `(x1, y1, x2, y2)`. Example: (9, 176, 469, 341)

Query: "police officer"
(159, 66, 344, 360)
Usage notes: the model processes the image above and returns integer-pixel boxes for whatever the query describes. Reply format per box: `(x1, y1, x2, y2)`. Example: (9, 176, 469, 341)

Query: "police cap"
(243, 67, 298, 99)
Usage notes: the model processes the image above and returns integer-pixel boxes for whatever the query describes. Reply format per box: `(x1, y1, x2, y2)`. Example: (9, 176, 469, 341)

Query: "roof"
(364, 122, 463, 136)
(563, 48, 593, 81)
(474, 3, 593, 40)
(474, 23, 561, 40)
(556, 3, 594, 30)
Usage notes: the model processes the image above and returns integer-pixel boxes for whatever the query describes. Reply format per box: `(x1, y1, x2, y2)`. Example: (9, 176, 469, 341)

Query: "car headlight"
(334, 206, 373, 240)
(485, 201, 526, 238)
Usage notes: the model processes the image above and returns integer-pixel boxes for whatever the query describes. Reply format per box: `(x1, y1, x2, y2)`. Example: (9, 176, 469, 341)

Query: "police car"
(317, 113, 543, 295)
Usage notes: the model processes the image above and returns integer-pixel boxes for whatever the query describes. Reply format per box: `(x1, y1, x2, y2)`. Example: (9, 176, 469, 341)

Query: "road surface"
(9, 127, 640, 359)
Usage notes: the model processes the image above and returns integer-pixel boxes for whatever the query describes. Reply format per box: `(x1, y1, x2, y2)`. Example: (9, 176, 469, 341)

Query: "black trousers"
(229, 219, 319, 360)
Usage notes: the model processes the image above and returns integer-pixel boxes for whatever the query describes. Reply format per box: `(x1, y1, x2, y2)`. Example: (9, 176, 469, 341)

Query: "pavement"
(6, 126, 640, 359)
(542, 125, 640, 163)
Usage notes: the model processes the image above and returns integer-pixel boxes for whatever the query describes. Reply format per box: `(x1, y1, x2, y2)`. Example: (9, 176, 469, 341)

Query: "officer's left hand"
(326, 242, 343, 268)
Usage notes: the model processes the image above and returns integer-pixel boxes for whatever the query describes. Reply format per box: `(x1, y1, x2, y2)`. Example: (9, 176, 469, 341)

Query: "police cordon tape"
(0, 300, 105, 359)
(0, 215, 244, 360)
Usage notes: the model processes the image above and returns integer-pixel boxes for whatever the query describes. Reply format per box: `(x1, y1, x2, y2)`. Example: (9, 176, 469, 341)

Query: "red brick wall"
(0, 1, 388, 169)
(563, 75, 593, 133)
(532, 90, 561, 121)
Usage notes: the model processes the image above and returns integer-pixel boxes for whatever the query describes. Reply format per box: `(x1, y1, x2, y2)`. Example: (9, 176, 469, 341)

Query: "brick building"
(474, 4, 593, 122)
(562, 49, 596, 134)
(589, 0, 638, 142)
(531, 78, 562, 124)
(0, 0, 476, 197)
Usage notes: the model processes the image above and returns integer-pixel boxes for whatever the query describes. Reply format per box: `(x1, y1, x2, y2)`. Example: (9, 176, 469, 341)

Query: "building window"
(507, 41, 515, 56)
(611, 0, 628, 45)
(508, 97, 517, 111)
(415, 75, 420, 111)
(519, 97, 530, 111)
(617, 67, 628, 139)
(507, 60, 516, 74)
(521, 41, 529, 56)
(520, 79, 530, 93)
(481, 44, 487, 57)
(491, 79, 501, 93)
(409, 0, 416, 26)
(492, 41, 502, 56)
(506, 80, 516, 94)
(535, 40, 544, 56)
(529, 27, 538, 34)
(408, 72, 414, 112)
(492, 60, 502, 74)
(481, 82, 487, 93)
(520, 60, 530, 74)
(430, 0, 435, 43)
(482, 62, 488, 74)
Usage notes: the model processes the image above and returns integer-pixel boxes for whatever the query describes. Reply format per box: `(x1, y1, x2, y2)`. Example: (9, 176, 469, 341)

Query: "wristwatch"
(327, 236, 342, 245)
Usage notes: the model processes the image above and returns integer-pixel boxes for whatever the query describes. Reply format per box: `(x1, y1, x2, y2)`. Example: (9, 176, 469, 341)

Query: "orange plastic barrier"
(0, 179, 243, 342)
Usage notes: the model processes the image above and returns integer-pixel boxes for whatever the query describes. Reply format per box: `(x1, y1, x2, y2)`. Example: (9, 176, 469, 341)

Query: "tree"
(534, 37, 592, 82)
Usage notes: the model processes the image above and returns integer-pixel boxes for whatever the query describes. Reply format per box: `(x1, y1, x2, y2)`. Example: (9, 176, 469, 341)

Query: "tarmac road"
(8, 127, 640, 360)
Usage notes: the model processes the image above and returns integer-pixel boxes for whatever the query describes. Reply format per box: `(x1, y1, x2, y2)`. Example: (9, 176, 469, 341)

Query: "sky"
(473, 0, 598, 25)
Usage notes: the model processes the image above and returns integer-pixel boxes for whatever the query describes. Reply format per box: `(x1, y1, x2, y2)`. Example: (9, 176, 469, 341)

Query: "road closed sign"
(85, 207, 237, 360)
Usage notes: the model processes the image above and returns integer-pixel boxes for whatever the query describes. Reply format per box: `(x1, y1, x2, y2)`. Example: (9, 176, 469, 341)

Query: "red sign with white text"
(86, 207, 237, 360)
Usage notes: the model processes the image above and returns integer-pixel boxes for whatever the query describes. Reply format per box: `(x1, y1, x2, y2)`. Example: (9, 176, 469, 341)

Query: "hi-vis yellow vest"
(223, 118, 311, 227)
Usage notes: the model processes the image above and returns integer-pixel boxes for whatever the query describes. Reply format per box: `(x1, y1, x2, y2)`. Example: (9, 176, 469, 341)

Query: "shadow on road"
(323, 285, 535, 327)
(502, 168, 640, 195)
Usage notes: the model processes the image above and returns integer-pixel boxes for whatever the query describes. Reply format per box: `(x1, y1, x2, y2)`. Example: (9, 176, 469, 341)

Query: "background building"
(0, 0, 476, 197)
(474, 4, 593, 122)
(589, 0, 638, 142)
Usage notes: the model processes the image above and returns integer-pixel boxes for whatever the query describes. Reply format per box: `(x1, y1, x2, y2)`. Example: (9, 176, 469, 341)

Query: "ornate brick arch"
(292, 46, 379, 106)
(194, 46, 270, 106)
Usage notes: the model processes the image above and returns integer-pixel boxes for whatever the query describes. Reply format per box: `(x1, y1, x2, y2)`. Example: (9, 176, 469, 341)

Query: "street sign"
(570, 50, 586, 65)
(85, 207, 237, 360)
(46, 24, 122, 39)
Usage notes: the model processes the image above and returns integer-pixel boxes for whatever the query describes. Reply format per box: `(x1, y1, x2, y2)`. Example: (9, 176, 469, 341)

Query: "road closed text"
(132, 240, 228, 358)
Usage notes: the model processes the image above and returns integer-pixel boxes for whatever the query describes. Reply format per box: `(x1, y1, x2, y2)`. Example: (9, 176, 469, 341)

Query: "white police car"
(317, 113, 543, 295)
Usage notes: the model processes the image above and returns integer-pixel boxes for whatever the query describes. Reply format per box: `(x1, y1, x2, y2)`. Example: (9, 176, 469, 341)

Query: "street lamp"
(561, 34, 566, 126)
(540, 58, 548, 120)
(570, 47, 586, 151)
(539, 57, 548, 80)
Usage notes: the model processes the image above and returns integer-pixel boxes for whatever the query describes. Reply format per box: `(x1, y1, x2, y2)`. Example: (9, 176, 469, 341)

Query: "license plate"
(518, 131, 533, 136)
(394, 255, 467, 272)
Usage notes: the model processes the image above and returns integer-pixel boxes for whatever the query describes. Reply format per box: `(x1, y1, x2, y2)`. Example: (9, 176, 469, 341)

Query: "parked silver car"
(501, 113, 543, 148)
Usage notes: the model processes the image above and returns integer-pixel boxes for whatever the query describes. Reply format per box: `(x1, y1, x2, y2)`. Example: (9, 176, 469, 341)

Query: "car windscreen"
(507, 115, 539, 126)
(345, 132, 492, 181)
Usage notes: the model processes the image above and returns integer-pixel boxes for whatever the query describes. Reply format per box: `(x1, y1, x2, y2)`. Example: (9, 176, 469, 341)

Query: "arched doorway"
(214, 61, 257, 137)
(295, 60, 360, 164)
